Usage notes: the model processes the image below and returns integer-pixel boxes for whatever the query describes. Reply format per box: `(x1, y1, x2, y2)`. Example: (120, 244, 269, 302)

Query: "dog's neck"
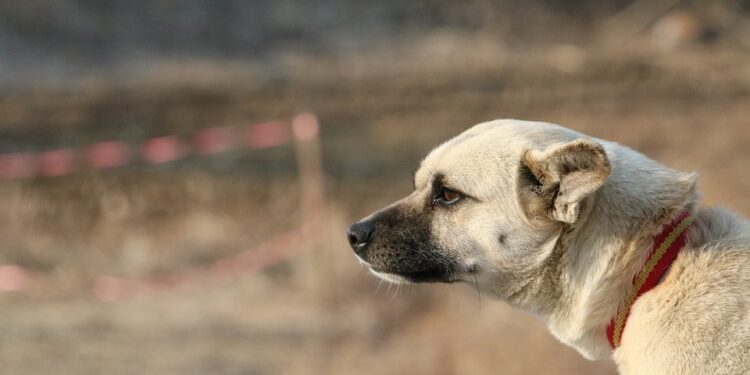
(537, 145, 699, 360)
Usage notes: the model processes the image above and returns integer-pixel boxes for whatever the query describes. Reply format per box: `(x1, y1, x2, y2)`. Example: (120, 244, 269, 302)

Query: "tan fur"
(358, 119, 750, 374)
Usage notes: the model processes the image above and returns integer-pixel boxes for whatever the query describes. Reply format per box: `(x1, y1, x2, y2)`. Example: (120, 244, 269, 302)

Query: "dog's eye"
(435, 188, 463, 206)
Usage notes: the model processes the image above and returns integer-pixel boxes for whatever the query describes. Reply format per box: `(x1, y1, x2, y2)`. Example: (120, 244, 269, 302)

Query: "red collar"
(606, 211, 695, 349)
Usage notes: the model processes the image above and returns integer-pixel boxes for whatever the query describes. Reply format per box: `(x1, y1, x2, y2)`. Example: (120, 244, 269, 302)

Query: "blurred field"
(1, 2, 750, 374)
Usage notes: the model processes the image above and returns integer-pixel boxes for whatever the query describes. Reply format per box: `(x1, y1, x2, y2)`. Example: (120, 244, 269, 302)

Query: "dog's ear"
(518, 138, 611, 223)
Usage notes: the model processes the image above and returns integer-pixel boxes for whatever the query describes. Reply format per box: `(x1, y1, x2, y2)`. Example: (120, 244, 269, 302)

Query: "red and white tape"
(0, 113, 325, 302)
(0, 220, 320, 302)
(0, 264, 31, 292)
(0, 113, 319, 180)
(90, 222, 316, 302)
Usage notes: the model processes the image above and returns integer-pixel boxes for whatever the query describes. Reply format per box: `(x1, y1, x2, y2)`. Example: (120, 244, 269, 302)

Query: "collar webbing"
(606, 211, 695, 349)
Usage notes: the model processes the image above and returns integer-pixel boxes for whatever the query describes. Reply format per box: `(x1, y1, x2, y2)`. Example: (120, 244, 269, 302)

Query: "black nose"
(347, 220, 374, 256)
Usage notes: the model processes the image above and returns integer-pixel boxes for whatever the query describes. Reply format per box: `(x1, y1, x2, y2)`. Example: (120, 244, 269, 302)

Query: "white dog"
(347, 120, 749, 374)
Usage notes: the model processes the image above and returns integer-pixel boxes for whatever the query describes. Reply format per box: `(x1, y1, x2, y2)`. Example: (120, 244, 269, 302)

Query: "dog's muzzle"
(346, 207, 460, 283)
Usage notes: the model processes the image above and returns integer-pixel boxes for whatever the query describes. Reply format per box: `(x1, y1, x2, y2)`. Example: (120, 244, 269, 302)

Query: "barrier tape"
(0, 222, 317, 302)
(0, 113, 325, 302)
(0, 120, 299, 180)
(92, 221, 317, 302)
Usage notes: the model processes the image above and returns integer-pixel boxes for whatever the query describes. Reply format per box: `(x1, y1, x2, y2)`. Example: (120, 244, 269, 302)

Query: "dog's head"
(347, 120, 611, 299)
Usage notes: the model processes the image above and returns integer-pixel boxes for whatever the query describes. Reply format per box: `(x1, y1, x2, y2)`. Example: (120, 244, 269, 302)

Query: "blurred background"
(0, 0, 749, 374)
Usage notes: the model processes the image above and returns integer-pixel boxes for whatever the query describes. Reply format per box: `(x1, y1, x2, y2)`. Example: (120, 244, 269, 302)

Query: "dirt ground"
(0, 38, 749, 374)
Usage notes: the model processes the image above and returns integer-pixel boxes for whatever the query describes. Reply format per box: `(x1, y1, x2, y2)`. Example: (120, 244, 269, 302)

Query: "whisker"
(451, 284, 460, 309)
(473, 273, 482, 314)
(388, 283, 401, 302)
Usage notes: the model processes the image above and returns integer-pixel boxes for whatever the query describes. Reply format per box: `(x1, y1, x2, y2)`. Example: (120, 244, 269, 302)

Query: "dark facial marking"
(362, 203, 459, 283)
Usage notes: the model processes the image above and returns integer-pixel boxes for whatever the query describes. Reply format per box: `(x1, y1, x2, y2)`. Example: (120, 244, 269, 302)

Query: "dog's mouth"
(352, 238, 469, 284)
(369, 266, 458, 284)
(357, 255, 464, 284)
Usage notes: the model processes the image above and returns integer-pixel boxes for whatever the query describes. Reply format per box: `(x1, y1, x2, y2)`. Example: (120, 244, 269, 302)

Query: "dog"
(347, 119, 750, 374)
